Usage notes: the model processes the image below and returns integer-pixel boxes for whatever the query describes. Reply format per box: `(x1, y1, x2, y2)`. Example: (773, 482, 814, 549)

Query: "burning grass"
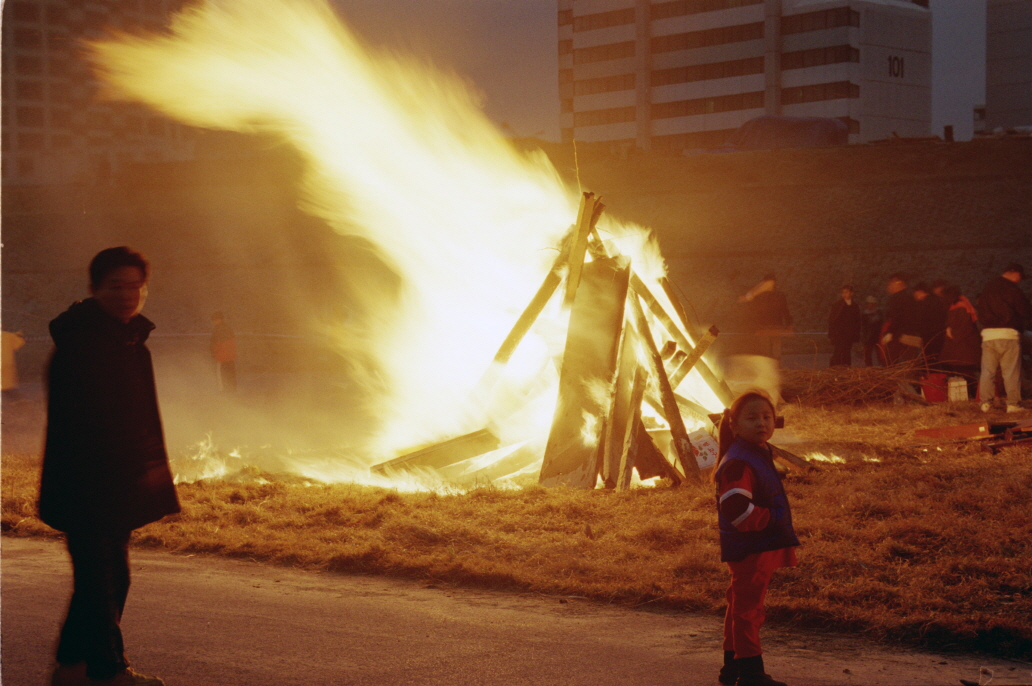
(3, 403, 1031, 660)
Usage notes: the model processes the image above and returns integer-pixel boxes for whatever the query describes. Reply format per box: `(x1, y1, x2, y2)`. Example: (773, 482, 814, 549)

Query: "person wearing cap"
(976, 263, 1032, 413)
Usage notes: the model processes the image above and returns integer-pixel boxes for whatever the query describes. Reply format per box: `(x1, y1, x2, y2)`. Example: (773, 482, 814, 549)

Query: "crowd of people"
(827, 263, 1032, 412)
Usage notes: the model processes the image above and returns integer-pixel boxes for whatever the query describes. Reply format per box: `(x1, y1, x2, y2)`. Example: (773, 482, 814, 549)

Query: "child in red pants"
(714, 391, 799, 686)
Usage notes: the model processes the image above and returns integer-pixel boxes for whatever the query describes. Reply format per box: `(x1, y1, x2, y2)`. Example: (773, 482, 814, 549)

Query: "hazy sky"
(334, 0, 987, 142)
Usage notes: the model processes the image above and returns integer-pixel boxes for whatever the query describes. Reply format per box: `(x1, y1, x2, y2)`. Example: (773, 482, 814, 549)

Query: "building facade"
(558, 0, 932, 150)
(2, 0, 195, 186)
(986, 0, 1032, 130)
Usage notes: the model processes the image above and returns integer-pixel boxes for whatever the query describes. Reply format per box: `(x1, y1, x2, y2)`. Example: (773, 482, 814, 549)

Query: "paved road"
(2, 537, 1027, 686)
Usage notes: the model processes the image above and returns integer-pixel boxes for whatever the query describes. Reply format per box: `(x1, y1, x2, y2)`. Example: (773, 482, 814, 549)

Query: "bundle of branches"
(781, 360, 929, 406)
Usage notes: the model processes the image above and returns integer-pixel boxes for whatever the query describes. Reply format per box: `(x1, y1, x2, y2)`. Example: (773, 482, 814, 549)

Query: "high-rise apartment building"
(2, 0, 195, 186)
(986, 0, 1032, 130)
(558, 0, 932, 150)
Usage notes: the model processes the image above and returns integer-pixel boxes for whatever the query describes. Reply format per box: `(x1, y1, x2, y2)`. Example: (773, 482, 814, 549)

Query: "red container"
(921, 372, 948, 402)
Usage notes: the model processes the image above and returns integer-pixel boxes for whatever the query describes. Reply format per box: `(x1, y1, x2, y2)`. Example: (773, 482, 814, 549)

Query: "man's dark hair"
(1003, 263, 1025, 278)
(888, 272, 908, 283)
(89, 247, 149, 287)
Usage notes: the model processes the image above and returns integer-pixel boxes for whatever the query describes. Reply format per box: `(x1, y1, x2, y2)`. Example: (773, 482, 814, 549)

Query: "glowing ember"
(91, 0, 722, 486)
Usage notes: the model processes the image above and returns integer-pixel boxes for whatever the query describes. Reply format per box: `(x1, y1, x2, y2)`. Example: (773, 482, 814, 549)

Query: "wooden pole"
(630, 273, 734, 407)
(615, 367, 648, 490)
(669, 325, 720, 389)
(629, 293, 702, 482)
(602, 318, 640, 488)
(563, 192, 599, 311)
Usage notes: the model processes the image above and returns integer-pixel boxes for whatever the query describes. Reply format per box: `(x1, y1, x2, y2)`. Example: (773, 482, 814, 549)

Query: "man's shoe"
(51, 662, 88, 686)
(89, 668, 165, 686)
(735, 655, 787, 686)
(980, 402, 993, 413)
(718, 650, 738, 685)
(1006, 405, 1023, 413)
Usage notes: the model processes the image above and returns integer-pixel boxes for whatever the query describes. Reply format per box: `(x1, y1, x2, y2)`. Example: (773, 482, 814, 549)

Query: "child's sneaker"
(980, 402, 993, 413)
(89, 668, 165, 685)
(1006, 405, 1022, 413)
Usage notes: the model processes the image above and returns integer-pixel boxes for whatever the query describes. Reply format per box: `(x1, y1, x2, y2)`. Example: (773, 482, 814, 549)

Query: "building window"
(652, 91, 764, 118)
(16, 106, 45, 127)
(573, 41, 635, 65)
(573, 106, 636, 127)
(12, 28, 43, 50)
(574, 73, 636, 96)
(47, 32, 70, 53)
(652, 56, 764, 86)
(781, 81, 859, 104)
(781, 45, 859, 70)
(651, 0, 763, 21)
(17, 132, 45, 149)
(573, 8, 635, 33)
(558, 9, 573, 26)
(16, 81, 45, 101)
(8, 1, 42, 22)
(559, 39, 573, 56)
(651, 22, 763, 53)
(46, 5, 68, 24)
(51, 109, 73, 128)
(782, 8, 860, 35)
(15, 56, 43, 75)
(559, 69, 574, 84)
(561, 127, 574, 143)
(561, 98, 574, 114)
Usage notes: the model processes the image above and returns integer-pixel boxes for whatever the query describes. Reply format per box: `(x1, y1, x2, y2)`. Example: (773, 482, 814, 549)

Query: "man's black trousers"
(56, 530, 132, 679)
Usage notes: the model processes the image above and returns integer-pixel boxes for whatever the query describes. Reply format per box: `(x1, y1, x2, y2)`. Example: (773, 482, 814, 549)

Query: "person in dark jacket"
(977, 263, 1032, 412)
(738, 274, 793, 361)
(39, 247, 178, 686)
(881, 273, 921, 365)
(860, 296, 883, 366)
(827, 285, 862, 367)
(939, 285, 981, 400)
(912, 282, 948, 365)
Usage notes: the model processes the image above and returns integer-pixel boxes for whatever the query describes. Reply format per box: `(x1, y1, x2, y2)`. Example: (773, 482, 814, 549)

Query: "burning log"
(540, 254, 631, 488)
(602, 321, 645, 488)
(370, 429, 500, 475)
(629, 294, 701, 483)
(630, 274, 734, 407)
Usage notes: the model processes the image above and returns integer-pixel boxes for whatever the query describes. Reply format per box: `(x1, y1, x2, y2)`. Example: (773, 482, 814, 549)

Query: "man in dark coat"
(912, 282, 948, 365)
(39, 247, 178, 686)
(827, 285, 862, 367)
(977, 263, 1032, 412)
(881, 273, 921, 365)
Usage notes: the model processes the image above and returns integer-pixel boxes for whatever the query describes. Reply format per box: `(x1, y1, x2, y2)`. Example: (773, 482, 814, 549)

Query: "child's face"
(733, 398, 776, 446)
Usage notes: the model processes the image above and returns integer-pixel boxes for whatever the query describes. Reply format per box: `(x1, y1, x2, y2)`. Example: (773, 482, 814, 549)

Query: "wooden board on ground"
(540, 254, 631, 488)
(370, 429, 500, 475)
(914, 423, 991, 440)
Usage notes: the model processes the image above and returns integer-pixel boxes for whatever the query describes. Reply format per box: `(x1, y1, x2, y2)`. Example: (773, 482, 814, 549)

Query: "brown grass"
(3, 401, 1031, 660)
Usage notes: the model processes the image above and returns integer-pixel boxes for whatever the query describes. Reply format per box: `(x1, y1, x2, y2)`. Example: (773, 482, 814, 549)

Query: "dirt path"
(3, 537, 1028, 686)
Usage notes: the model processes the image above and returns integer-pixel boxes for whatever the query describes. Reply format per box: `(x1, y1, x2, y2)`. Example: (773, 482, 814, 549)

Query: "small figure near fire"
(38, 247, 179, 686)
(714, 390, 799, 686)
(210, 311, 237, 393)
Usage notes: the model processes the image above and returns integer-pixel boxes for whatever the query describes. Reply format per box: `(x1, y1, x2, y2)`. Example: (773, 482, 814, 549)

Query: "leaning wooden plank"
(370, 429, 500, 475)
(630, 419, 682, 485)
(562, 192, 599, 310)
(987, 435, 1032, 455)
(603, 321, 640, 488)
(616, 366, 648, 490)
(769, 444, 815, 472)
(669, 325, 720, 389)
(540, 254, 631, 488)
(914, 423, 991, 440)
(629, 294, 702, 483)
(490, 235, 572, 366)
(660, 276, 705, 339)
(630, 274, 734, 407)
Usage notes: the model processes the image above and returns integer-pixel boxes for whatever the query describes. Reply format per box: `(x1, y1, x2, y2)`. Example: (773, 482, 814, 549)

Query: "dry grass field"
(3, 401, 1031, 661)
